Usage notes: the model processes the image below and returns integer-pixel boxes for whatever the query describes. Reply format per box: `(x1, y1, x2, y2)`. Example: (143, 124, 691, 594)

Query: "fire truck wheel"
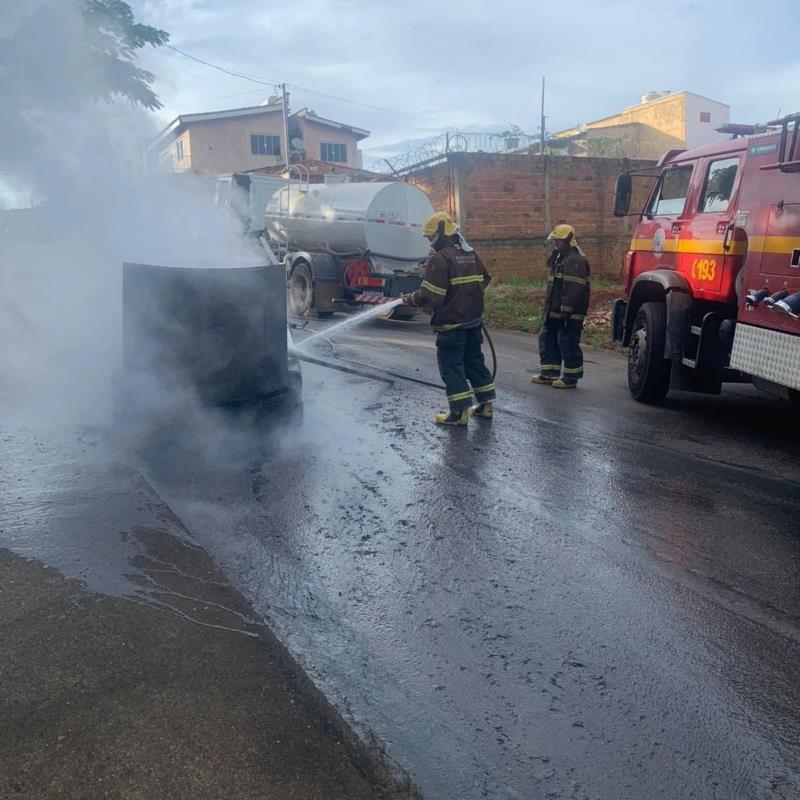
(289, 262, 314, 316)
(628, 301, 671, 404)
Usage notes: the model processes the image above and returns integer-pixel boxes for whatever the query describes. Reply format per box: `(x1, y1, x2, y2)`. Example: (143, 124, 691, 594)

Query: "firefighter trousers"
(436, 327, 496, 411)
(538, 317, 584, 383)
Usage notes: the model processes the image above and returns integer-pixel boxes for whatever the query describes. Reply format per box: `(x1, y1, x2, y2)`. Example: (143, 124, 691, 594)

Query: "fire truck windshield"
(648, 165, 692, 216)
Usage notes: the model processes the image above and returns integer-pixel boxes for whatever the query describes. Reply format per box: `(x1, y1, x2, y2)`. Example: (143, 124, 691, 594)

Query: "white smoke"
(0, 1, 263, 425)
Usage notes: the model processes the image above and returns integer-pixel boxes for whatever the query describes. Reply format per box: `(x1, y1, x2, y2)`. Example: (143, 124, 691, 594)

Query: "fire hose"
(292, 322, 498, 390)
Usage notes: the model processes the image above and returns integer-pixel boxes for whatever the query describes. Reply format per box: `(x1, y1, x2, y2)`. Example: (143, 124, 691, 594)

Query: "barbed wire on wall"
(375, 132, 542, 174)
(373, 131, 664, 174)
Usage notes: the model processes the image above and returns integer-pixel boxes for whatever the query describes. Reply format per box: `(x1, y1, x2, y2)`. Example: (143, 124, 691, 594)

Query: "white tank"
(266, 182, 434, 261)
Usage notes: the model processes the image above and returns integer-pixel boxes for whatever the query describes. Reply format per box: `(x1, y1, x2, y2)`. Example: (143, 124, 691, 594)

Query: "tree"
(499, 124, 526, 139)
(81, 0, 169, 110)
(0, 1, 169, 113)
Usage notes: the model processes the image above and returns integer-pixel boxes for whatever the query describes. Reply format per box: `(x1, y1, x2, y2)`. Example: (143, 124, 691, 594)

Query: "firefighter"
(531, 224, 591, 389)
(402, 212, 496, 426)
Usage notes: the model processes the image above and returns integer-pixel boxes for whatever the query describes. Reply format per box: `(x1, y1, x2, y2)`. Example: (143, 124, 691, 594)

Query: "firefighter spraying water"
(401, 212, 497, 426)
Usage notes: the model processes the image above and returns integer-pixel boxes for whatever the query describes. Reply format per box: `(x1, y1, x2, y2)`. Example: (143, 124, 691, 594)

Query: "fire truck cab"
(612, 113, 800, 404)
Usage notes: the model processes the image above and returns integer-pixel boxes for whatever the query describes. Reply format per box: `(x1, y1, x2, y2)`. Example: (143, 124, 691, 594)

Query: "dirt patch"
(0, 537, 419, 800)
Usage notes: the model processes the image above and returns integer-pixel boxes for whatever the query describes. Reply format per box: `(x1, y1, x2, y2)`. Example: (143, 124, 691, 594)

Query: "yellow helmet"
(423, 211, 459, 240)
(547, 224, 576, 244)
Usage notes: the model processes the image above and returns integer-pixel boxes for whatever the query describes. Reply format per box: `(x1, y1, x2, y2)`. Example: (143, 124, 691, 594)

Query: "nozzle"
(764, 289, 790, 309)
(745, 287, 771, 307)
(773, 291, 800, 319)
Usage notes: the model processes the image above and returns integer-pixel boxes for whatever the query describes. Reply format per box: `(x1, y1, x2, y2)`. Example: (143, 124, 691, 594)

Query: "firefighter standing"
(402, 212, 496, 426)
(531, 224, 591, 389)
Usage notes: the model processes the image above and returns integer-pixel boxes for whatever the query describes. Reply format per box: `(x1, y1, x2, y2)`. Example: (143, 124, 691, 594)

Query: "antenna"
(282, 83, 290, 173)
(540, 76, 546, 155)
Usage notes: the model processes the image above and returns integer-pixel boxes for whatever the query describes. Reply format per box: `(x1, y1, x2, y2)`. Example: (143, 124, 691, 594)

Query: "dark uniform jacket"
(544, 246, 591, 321)
(410, 244, 491, 331)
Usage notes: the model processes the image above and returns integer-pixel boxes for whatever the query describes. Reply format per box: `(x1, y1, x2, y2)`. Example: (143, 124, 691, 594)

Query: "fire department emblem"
(652, 229, 665, 258)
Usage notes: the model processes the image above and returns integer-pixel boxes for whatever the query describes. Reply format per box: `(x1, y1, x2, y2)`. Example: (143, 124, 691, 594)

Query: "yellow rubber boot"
(552, 379, 577, 389)
(435, 408, 470, 426)
(471, 401, 493, 419)
(531, 374, 555, 385)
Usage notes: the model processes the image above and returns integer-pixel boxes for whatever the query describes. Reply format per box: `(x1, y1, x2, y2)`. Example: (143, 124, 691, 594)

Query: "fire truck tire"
(628, 301, 671, 404)
(289, 262, 314, 316)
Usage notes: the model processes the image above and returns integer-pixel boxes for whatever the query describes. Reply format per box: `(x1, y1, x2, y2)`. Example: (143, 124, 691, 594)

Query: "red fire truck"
(612, 112, 800, 404)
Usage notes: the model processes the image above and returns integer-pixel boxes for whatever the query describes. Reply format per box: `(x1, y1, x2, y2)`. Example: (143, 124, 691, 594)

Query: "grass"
(483, 276, 624, 350)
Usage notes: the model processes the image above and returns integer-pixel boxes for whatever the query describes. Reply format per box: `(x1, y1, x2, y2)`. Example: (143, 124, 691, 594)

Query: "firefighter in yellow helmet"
(531, 224, 591, 389)
(402, 212, 496, 425)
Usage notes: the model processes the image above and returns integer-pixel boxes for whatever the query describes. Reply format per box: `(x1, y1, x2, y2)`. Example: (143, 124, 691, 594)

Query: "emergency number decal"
(735, 211, 749, 228)
(749, 142, 778, 157)
(691, 258, 717, 282)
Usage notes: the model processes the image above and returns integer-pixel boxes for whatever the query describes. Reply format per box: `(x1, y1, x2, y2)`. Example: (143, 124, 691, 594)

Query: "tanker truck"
(265, 179, 435, 318)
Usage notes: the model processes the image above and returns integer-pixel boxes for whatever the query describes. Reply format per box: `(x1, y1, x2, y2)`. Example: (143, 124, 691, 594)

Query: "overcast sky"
(137, 0, 799, 163)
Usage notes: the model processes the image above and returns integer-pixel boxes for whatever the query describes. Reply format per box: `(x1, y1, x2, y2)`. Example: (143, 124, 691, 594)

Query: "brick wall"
(407, 153, 654, 280)
(406, 160, 454, 217)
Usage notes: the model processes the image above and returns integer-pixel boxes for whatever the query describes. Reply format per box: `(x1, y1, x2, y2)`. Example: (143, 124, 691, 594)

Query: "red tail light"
(356, 276, 385, 288)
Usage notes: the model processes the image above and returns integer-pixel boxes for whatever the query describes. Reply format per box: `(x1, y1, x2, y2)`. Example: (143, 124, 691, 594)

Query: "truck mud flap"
(665, 290, 692, 360)
(612, 299, 627, 344)
(671, 311, 725, 394)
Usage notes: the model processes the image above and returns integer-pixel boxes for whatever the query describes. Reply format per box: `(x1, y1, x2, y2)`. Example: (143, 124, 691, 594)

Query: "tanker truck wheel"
(289, 262, 315, 316)
(628, 302, 671, 404)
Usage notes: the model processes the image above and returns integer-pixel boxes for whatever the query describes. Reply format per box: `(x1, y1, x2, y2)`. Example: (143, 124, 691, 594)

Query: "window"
(700, 111, 711, 123)
(699, 157, 739, 213)
(250, 134, 281, 156)
(176, 138, 184, 163)
(321, 142, 347, 163)
(648, 165, 693, 216)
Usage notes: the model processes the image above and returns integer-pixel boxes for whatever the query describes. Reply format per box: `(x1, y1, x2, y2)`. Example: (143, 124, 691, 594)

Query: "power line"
(209, 87, 273, 102)
(164, 45, 280, 87)
(288, 82, 450, 127)
(163, 44, 451, 127)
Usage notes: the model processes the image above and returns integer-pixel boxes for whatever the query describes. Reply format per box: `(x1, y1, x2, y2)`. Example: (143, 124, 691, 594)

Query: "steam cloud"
(0, 2, 263, 425)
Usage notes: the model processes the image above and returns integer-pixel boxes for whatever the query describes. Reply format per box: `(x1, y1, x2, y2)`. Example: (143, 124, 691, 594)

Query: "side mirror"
(613, 173, 632, 217)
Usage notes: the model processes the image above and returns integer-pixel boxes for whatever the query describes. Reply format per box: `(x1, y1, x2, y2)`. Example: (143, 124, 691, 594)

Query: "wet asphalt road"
(4, 314, 800, 799)
(144, 317, 800, 800)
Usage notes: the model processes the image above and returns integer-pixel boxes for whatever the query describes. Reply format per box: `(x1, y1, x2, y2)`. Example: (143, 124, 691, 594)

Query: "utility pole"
(540, 76, 546, 155)
(281, 82, 291, 174)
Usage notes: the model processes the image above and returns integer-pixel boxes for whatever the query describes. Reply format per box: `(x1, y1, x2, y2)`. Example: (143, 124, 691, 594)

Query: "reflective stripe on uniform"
(421, 280, 447, 296)
(548, 312, 564, 319)
(563, 366, 584, 374)
(563, 275, 587, 285)
(436, 322, 463, 331)
(472, 383, 495, 394)
(450, 274, 484, 285)
(447, 390, 473, 402)
(570, 314, 585, 321)
(561, 305, 575, 313)
(539, 364, 560, 370)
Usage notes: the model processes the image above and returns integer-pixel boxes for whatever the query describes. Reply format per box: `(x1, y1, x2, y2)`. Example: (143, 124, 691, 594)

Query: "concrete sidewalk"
(0, 513, 417, 799)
